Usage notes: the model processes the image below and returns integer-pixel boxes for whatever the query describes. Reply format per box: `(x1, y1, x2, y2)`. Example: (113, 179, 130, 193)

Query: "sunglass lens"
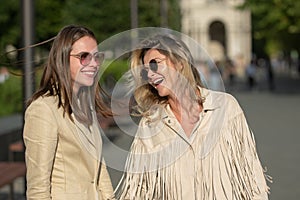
(94, 52, 104, 65)
(80, 52, 92, 66)
(140, 59, 158, 80)
(140, 69, 148, 80)
(149, 59, 158, 71)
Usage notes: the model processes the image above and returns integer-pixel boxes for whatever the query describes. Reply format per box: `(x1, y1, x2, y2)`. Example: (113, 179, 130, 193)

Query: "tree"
(62, 0, 181, 42)
(240, 0, 300, 57)
(62, 0, 131, 42)
(0, 0, 21, 67)
(0, 0, 181, 116)
(0, 0, 181, 67)
(35, 0, 67, 43)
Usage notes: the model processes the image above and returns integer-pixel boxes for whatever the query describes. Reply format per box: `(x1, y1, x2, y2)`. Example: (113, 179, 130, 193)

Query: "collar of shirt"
(161, 87, 219, 122)
(158, 87, 219, 142)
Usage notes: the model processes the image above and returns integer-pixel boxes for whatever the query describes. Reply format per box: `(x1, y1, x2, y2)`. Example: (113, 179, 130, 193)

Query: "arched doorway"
(209, 21, 226, 56)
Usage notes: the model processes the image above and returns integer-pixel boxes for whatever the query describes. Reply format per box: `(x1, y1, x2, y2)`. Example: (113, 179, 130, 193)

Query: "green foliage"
(0, 73, 23, 116)
(137, 0, 181, 29)
(0, 0, 21, 67)
(0, 0, 181, 116)
(35, 0, 66, 42)
(138, 1, 161, 27)
(1, 0, 181, 53)
(0, 0, 20, 48)
(240, 0, 300, 56)
(62, 0, 131, 42)
(242, 0, 300, 34)
(168, 0, 181, 30)
(99, 59, 129, 84)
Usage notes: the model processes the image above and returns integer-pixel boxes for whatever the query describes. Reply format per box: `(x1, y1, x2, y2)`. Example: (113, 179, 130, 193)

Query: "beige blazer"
(23, 95, 115, 200)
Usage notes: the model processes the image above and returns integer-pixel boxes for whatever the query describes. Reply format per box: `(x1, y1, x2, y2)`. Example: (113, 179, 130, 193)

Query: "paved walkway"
(234, 91, 300, 200)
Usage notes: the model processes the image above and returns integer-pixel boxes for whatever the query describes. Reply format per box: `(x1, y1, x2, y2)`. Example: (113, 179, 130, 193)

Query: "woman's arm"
(229, 109, 270, 200)
(219, 93, 270, 199)
(23, 99, 58, 200)
(98, 160, 115, 199)
(242, 121, 270, 200)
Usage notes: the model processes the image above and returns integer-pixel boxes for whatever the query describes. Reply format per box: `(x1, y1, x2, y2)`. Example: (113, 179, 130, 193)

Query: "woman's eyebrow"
(149, 57, 166, 62)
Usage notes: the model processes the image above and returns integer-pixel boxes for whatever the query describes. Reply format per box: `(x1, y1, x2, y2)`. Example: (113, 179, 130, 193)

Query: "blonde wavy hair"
(130, 34, 205, 115)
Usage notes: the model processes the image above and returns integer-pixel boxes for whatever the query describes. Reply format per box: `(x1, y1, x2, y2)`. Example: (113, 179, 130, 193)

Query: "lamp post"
(130, 0, 138, 49)
(22, 0, 35, 105)
(21, 0, 35, 195)
(160, 0, 168, 27)
(130, 0, 138, 29)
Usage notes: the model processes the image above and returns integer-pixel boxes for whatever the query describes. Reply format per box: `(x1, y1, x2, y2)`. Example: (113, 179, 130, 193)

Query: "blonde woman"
(118, 34, 270, 199)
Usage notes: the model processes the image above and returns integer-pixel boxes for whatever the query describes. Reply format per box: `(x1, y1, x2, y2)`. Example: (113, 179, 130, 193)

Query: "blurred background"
(0, 0, 299, 199)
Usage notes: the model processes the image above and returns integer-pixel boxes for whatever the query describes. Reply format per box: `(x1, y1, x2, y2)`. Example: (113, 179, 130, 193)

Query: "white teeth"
(83, 71, 95, 75)
(153, 78, 164, 84)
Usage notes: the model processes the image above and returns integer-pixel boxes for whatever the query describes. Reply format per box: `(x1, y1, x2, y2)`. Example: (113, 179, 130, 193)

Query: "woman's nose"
(147, 68, 156, 78)
(90, 56, 99, 66)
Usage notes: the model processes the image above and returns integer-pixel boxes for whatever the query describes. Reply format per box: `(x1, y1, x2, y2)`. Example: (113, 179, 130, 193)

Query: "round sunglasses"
(140, 59, 158, 80)
(70, 52, 104, 66)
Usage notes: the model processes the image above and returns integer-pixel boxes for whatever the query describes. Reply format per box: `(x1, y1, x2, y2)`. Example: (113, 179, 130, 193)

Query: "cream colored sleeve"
(227, 95, 270, 199)
(236, 111, 270, 200)
(23, 100, 58, 200)
(98, 161, 116, 200)
(246, 128, 270, 200)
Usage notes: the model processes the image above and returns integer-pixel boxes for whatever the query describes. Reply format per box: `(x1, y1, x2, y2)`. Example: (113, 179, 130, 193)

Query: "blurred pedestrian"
(0, 67, 9, 83)
(224, 58, 236, 88)
(23, 25, 115, 199)
(246, 59, 257, 90)
(264, 57, 275, 91)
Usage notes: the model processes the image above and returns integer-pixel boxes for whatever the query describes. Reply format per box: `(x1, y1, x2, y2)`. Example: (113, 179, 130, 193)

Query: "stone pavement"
(233, 91, 300, 200)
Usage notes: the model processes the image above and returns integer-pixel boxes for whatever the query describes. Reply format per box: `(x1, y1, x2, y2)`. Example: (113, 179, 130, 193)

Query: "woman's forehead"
(72, 36, 97, 52)
(143, 49, 166, 62)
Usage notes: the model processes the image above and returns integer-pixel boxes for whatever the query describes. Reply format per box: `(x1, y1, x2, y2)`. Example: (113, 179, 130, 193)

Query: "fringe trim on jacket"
(116, 105, 270, 200)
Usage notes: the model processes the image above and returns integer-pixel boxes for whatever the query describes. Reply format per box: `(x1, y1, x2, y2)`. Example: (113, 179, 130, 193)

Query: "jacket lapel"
(71, 114, 101, 160)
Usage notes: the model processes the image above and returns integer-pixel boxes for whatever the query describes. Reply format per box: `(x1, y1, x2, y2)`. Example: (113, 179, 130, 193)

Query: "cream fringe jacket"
(118, 88, 270, 200)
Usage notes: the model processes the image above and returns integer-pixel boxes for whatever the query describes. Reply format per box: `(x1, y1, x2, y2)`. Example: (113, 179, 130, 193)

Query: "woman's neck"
(168, 95, 201, 121)
(167, 91, 203, 137)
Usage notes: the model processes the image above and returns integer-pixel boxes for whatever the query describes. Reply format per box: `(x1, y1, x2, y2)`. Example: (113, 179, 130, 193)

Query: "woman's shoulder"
(32, 94, 57, 105)
(209, 88, 238, 102)
(26, 95, 59, 113)
(205, 88, 243, 117)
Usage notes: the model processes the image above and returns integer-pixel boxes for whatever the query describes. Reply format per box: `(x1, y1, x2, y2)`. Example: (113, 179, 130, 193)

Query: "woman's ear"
(178, 62, 184, 71)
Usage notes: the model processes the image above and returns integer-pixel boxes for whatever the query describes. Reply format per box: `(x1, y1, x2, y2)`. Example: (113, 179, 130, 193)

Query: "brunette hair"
(27, 25, 111, 125)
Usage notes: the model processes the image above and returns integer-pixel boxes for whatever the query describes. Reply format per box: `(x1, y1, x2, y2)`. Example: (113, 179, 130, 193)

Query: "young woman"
(23, 25, 115, 200)
(118, 34, 270, 199)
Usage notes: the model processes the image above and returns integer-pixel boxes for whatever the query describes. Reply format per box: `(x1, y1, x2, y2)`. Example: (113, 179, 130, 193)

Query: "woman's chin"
(156, 85, 170, 97)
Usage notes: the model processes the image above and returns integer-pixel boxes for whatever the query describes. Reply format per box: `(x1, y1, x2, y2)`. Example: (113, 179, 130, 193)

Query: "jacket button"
(91, 181, 94, 183)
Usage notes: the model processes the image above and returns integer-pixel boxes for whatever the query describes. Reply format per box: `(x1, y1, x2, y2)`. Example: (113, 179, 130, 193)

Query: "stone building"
(180, 0, 251, 77)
